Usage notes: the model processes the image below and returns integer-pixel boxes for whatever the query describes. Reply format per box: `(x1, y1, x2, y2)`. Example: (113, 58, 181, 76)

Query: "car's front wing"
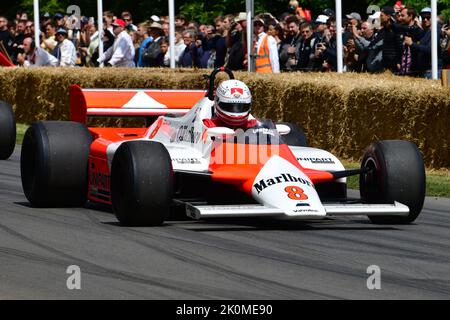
(186, 202, 410, 220)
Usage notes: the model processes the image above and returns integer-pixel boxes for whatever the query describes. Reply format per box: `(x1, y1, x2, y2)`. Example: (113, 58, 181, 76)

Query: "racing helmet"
(214, 80, 252, 127)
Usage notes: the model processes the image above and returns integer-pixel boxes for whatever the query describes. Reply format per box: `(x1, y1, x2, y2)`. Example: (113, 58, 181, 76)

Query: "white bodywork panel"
(251, 155, 326, 218)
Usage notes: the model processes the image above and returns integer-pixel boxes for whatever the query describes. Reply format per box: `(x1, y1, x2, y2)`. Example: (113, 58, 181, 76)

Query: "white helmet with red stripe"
(214, 80, 252, 127)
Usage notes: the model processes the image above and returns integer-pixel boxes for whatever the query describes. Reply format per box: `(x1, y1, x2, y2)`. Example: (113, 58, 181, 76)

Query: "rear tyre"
(360, 140, 426, 224)
(111, 141, 174, 226)
(20, 121, 92, 207)
(279, 122, 308, 147)
(0, 101, 16, 160)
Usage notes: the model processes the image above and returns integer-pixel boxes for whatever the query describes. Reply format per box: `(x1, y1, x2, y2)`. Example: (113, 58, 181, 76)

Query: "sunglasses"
(421, 15, 431, 21)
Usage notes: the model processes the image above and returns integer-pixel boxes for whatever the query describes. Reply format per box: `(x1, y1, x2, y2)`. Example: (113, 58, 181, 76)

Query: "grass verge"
(14, 123, 450, 198)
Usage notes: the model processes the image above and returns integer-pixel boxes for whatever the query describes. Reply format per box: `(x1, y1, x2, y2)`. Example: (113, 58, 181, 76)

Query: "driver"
(203, 80, 258, 129)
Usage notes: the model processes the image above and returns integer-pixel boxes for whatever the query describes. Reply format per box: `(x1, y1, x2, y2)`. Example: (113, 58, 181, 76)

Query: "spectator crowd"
(0, 0, 449, 78)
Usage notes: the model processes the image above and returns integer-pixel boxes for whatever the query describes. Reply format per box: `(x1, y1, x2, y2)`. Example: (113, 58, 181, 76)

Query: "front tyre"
(360, 140, 426, 224)
(111, 141, 174, 226)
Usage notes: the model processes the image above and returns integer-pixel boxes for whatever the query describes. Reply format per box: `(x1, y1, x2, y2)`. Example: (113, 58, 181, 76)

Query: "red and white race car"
(20, 68, 426, 226)
(0, 100, 16, 160)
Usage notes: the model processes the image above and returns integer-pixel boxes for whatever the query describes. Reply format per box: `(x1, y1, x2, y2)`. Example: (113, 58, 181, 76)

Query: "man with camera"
(16, 36, 58, 67)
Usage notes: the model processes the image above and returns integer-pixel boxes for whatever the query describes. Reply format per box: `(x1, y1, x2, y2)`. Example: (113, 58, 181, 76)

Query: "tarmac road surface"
(1, 148, 449, 299)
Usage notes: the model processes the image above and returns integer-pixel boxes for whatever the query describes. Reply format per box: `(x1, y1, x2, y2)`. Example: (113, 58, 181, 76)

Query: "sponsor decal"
(252, 128, 275, 136)
(176, 125, 202, 143)
(253, 173, 314, 194)
(285, 186, 308, 200)
(293, 208, 320, 213)
(231, 88, 244, 95)
(296, 203, 310, 207)
(89, 172, 110, 192)
(297, 157, 335, 164)
(172, 158, 201, 164)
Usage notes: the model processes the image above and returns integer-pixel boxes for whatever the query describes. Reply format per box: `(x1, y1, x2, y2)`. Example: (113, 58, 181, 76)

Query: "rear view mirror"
(276, 124, 291, 135)
(206, 127, 236, 139)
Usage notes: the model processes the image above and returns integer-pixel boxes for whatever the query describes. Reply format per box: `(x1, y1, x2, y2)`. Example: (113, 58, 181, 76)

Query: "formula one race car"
(20, 68, 426, 226)
(0, 100, 16, 160)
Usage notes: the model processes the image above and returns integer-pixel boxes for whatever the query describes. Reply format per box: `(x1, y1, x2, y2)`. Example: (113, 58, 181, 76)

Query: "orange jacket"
(255, 35, 272, 73)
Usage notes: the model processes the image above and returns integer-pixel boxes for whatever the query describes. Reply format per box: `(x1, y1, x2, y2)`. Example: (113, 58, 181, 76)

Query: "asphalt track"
(1, 147, 450, 300)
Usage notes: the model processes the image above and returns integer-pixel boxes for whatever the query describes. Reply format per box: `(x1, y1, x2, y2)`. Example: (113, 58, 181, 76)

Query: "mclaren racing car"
(20, 68, 426, 226)
(0, 100, 16, 160)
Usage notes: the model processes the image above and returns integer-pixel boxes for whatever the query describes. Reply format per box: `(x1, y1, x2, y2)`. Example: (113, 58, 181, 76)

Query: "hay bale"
(0, 67, 449, 168)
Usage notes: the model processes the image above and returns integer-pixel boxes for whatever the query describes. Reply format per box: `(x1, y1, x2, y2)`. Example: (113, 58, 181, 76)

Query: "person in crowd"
(404, 7, 441, 78)
(54, 13, 65, 28)
(205, 16, 228, 68)
(41, 23, 57, 54)
(379, 7, 403, 73)
(179, 29, 201, 68)
(79, 19, 100, 67)
(136, 22, 152, 67)
(121, 11, 138, 32)
(162, 22, 170, 37)
(442, 23, 450, 69)
(296, 22, 317, 71)
(0, 16, 14, 57)
(253, 16, 280, 73)
(42, 12, 51, 26)
(279, 16, 302, 71)
(353, 21, 383, 72)
(226, 12, 247, 71)
(175, 14, 187, 28)
(16, 36, 58, 67)
(160, 38, 170, 67)
(97, 19, 135, 67)
(54, 27, 77, 67)
(142, 22, 165, 67)
(397, 6, 424, 75)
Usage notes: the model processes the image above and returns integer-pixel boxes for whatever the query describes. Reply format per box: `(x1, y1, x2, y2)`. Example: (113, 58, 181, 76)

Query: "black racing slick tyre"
(20, 121, 92, 207)
(111, 141, 174, 226)
(280, 122, 308, 147)
(0, 101, 16, 160)
(360, 140, 426, 224)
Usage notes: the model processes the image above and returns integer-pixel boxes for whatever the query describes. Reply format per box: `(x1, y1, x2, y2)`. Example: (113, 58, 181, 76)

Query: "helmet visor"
(218, 102, 251, 114)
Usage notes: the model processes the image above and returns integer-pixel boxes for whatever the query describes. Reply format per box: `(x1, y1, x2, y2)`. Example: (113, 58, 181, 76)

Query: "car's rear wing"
(69, 85, 206, 124)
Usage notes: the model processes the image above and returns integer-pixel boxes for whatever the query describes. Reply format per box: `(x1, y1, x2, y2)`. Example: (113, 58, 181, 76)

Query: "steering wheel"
(206, 67, 235, 101)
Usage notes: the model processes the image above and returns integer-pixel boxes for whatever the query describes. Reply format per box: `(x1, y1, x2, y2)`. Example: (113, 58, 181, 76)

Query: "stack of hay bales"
(0, 67, 449, 168)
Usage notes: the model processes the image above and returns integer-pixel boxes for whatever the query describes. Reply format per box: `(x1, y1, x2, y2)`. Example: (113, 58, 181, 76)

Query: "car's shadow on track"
(14, 201, 400, 232)
(176, 218, 400, 232)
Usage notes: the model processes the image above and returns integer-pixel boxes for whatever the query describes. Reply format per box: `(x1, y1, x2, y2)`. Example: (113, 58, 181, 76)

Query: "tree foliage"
(0, 0, 448, 24)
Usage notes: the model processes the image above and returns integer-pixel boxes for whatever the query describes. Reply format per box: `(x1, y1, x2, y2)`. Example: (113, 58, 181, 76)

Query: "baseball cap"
(43, 12, 50, 19)
(420, 7, 432, 14)
(381, 7, 396, 17)
(54, 13, 64, 20)
(323, 8, 335, 17)
(315, 15, 329, 24)
(55, 27, 68, 35)
(346, 12, 362, 21)
(111, 19, 126, 28)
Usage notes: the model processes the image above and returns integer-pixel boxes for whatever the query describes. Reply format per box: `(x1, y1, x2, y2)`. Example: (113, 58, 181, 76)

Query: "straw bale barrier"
(0, 67, 449, 169)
